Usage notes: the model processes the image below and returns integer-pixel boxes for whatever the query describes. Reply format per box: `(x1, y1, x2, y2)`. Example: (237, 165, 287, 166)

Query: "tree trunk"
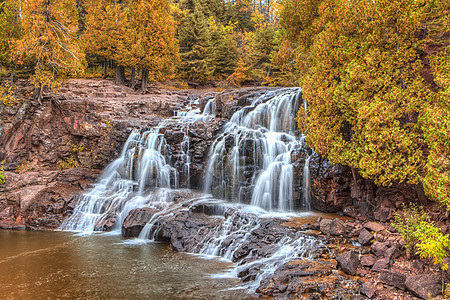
(10, 68, 15, 85)
(103, 58, 108, 79)
(129, 67, 136, 89)
(33, 83, 43, 105)
(115, 65, 125, 85)
(141, 68, 149, 92)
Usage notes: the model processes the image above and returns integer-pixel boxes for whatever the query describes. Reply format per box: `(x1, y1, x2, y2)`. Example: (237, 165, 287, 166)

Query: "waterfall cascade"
(60, 88, 320, 294)
(204, 88, 311, 211)
(60, 99, 215, 232)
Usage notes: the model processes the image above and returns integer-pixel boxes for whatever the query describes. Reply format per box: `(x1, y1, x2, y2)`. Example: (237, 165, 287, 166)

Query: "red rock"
(336, 250, 360, 276)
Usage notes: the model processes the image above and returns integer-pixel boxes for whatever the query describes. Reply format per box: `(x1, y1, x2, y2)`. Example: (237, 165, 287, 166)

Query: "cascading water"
(60, 99, 216, 233)
(60, 88, 323, 295)
(204, 88, 311, 211)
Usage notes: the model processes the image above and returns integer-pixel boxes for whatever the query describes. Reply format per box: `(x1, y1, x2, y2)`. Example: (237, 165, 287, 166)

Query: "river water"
(0, 230, 254, 300)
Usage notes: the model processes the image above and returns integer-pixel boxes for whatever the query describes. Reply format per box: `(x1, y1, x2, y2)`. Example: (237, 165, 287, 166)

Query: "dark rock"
(360, 255, 376, 267)
(358, 228, 374, 245)
(385, 245, 401, 260)
(122, 208, 157, 237)
(319, 219, 332, 235)
(364, 222, 385, 232)
(405, 274, 442, 299)
(361, 282, 376, 298)
(373, 207, 393, 222)
(371, 258, 390, 272)
(336, 250, 359, 275)
(380, 270, 406, 290)
(320, 218, 346, 236)
(371, 241, 389, 257)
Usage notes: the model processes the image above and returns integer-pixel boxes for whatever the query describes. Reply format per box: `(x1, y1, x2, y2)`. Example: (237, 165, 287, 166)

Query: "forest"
(0, 0, 449, 297)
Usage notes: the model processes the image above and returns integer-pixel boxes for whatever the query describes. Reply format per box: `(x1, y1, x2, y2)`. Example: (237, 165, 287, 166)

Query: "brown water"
(0, 230, 254, 300)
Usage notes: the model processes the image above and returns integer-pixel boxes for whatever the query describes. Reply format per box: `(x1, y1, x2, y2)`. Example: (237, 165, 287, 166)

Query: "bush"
(392, 204, 450, 271)
(0, 162, 5, 184)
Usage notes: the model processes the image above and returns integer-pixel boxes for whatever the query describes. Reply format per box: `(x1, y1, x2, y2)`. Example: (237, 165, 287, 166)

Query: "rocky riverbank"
(0, 79, 448, 299)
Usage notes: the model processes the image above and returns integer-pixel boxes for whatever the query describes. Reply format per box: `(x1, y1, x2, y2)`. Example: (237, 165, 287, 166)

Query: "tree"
(0, 0, 22, 80)
(83, 0, 126, 80)
(278, 0, 449, 209)
(12, 0, 85, 103)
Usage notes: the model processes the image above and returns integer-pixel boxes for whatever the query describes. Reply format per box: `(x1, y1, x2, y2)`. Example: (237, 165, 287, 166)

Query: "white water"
(60, 89, 321, 294)
(204, 89, 311, 211)
(60, 99, 216, 233)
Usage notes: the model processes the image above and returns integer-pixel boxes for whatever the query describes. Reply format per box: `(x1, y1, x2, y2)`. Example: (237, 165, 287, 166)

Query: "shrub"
(0, 162, 6, 184)
(392, 204, 450, 271)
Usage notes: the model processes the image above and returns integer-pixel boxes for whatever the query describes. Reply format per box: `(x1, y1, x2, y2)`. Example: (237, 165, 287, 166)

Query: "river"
(0, 230, 255, 300)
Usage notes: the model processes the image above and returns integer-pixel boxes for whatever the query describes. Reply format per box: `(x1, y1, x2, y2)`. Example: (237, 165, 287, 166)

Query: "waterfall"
(60, 99, 215, 232)
(204, 89, 311, 211)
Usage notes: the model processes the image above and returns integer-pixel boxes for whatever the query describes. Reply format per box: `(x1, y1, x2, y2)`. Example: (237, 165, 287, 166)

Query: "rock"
(122, 208, 157, 237)
(336, 250, 359, 275)
(360, 255, 376, 267)
(380, 270, 406, 290)
(373, 207, 393, 222)
(385, 245, 401, 260)
(320, 219, 332, 235)
(364, 222, 385, 232)
(358, 228, 374, 245)
(371, 258, 390, 272)
(361, 282, 376, 298)
(371, 241, 389, 257)
(320, 218, 346, 236)
(405, 274, 442, 299)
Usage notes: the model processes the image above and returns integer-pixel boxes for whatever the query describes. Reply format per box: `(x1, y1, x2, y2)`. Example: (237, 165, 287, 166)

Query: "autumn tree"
(11, 0, 85, 103)
(280, 0, 449, 209)
(123, 0, 179, 91)
(83, 0, 126, 81)
(0, 0, 22, 80)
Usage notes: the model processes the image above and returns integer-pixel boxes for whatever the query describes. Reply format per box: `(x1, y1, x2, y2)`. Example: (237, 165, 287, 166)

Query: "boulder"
(361, 282, 376, 298)
(364, 222, 385, 232)
(371, 241, 389, 257)
(358, 228, 374, 245)
(122, 208, 157, 237)
(371, 258, 390, 272)
(360, 255, 376, 267)
(379, 270, 406, 290)
(405, 274, 442, 299)
(336, 250, 359, 275)
(320, 218, 346, 236)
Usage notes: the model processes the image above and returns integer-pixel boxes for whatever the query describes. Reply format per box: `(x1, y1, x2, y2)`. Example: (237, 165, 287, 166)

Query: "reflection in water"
(0, 231, 254, 300)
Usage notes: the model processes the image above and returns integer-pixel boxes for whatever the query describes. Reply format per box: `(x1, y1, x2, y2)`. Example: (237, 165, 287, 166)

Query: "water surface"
(0, 230, 254, 300)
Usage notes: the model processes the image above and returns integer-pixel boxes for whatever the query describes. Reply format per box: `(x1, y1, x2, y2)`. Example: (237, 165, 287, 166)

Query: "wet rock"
(320, 218, 346, 236)
(336, 250, 359, 275)
(122, 208, 157, 237)
(380, 270, 406, 290)
(0, 169, 99, 230)
(371, 258, 390, 272)
(405, 274, 442, 299)
(361, 281, 376, 298)
(358, 228, 374, 245)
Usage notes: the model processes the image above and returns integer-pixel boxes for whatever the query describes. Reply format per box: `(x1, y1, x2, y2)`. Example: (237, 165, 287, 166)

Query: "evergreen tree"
(11, 0, 85, 103)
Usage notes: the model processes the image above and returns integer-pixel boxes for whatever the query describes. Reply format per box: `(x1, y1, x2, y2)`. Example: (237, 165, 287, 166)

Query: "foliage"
(59, 156, 79, 169)
(11, 0, 85, 101)
(0, 162, 6, 185)
(0, 0, 22, 70)
(278, 0, 449, 209)
(392, 204, 450, 271)
(227, 58, 247, 86)
(0, 81, 22, 106)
